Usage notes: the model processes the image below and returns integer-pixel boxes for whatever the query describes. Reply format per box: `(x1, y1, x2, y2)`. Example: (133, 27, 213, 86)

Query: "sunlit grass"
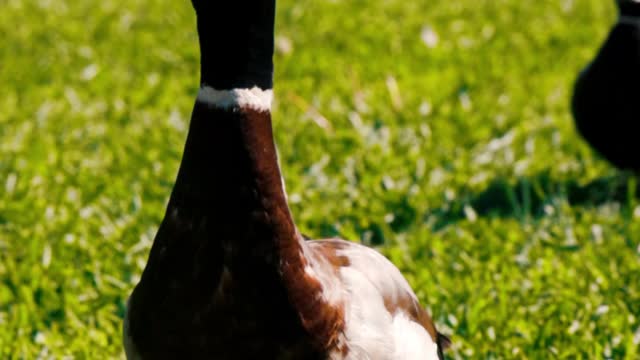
(1, 0, 639, 358)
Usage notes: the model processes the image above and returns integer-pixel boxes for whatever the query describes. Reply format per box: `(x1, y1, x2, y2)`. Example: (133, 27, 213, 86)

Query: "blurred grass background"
(1, 0, 640, 358)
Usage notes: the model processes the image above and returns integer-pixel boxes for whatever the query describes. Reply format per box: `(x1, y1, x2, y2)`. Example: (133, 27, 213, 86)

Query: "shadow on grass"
(430, 171, 638, 230)
(302, 171, 637, 243)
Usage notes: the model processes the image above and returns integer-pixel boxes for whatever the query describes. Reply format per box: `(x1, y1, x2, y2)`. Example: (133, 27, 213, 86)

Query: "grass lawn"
(1, 0, 639, 358)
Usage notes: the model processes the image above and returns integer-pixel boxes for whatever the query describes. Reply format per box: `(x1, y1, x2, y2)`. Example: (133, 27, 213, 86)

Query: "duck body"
(572, 1, 640, 171)
(124, 1, 447, 359)
(125, 233, 444, 359)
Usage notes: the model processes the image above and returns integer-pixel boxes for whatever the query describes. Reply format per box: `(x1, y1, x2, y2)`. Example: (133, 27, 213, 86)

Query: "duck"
(571, 0, 640, 172)
(123, 0, 450, 359)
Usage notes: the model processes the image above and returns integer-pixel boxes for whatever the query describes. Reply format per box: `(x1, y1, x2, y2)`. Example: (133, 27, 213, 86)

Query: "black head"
(617, 0, 640, 16)
(190, 0, 276, 89)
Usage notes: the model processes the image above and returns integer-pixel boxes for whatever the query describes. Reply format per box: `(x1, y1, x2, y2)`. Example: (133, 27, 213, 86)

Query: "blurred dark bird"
(571, 0, 640, 172)
(123, 0, 449, 359)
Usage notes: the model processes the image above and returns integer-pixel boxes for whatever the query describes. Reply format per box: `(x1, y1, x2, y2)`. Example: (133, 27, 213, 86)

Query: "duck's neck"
(196, 1, 275, 89)
(166, 0, 298, 263)
(144, 2, 344, 350)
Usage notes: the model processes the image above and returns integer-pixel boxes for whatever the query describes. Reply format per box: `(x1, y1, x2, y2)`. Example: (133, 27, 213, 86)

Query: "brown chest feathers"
(125, 207, 327, 359)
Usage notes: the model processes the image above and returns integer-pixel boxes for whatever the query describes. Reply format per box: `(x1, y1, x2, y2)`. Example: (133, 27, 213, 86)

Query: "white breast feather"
(309, 241, 439, 360)
(392, 313, 439, 360)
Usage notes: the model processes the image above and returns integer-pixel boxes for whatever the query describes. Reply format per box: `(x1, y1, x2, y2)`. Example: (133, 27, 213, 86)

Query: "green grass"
(1, 0, 639, 358)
